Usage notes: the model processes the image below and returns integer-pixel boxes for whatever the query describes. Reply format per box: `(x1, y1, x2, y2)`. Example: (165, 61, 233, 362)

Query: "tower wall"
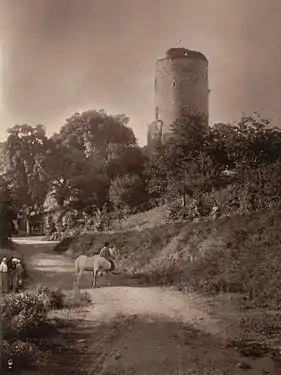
(154, 48, 209, 142)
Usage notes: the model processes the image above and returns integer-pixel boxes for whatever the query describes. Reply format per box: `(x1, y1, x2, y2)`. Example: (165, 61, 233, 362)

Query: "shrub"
(1, 290, 49, 339)
(36, 286, 65, 310)
(63, 289, 92, 309)
(1, 340, 39, 371)
(0, 286, 92, 370)
(0, 287, 73, 340)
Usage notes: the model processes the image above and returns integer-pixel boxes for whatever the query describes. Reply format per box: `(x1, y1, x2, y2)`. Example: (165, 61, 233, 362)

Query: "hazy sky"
(1, 0, 281, 145)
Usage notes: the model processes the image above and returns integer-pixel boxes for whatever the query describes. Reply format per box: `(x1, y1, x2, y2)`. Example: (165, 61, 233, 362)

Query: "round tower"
(154, 47, 209, 142)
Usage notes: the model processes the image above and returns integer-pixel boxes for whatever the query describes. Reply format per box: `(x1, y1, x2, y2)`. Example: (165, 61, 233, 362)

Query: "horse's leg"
(76, 270, 83, 288)
(92, 269, 98, 288)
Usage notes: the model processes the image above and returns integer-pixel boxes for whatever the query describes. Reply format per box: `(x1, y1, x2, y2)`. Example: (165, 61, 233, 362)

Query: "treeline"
(146, 110, 281, 220)
(0, 110, 148, 236)
(1, 108, 281, 238)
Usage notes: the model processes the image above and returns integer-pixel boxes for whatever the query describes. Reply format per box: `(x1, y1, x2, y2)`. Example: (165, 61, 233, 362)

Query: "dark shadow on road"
(39, 314, 281, 375)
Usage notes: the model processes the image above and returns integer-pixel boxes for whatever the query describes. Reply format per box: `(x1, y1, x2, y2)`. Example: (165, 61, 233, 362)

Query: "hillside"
(110, 204, 169, 231)
(55, 207, 281, 309)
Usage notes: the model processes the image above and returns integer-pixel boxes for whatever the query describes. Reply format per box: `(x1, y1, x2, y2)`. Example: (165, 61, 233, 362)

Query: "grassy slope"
(111, 204, 169, 231)
(55, 207, 281, 308)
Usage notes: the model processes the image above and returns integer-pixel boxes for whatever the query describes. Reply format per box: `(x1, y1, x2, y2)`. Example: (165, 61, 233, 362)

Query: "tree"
(109, 174, 149, 214)
(56, 109, 136, 168)
(210, 113, 281, 171)
(145, 110, 220, 205)
(47, 109, 141, 214)
(4, 124, 50, 234)
(106, 146, 148, 178)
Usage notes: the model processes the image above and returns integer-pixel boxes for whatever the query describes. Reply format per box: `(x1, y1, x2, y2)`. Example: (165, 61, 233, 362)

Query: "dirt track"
(15, 237, 281, 374)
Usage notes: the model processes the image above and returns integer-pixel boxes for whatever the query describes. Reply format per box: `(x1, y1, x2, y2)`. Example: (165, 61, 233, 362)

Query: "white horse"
(75, 247, 117, 288)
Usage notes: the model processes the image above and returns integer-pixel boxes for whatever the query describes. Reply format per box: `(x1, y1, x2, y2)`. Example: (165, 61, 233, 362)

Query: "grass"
(62, 289, 92, 309)
(111, 204, 169, 231)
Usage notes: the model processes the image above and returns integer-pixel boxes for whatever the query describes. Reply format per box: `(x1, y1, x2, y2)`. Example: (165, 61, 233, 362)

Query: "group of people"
(0, 198, 23, 294)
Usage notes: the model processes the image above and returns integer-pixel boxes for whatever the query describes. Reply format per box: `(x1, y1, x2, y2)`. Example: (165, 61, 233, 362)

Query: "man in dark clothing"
(0, 200, 18, 248)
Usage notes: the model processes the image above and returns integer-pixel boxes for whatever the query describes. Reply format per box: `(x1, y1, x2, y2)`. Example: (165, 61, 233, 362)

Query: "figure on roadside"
(0, 257, 9, 294)
(9, 258, 23, 291)
(9, 258, 16, 290)
(99, 242, 117, 274)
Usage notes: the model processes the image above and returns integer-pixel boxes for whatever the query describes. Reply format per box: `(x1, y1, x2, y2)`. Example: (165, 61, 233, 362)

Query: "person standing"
(0, 257, 9, 293)
(99, 242, 116, 274)
(10, 258, 23, 291)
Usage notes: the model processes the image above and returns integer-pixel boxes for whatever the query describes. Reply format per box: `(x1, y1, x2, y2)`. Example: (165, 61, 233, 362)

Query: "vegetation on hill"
(1, 107, 281, 236)
(55, 208, 281, 310)
(2, 107, 281, 311)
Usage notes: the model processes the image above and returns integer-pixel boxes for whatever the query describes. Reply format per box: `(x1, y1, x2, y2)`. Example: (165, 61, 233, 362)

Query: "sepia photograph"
(1, 0, 281, 373)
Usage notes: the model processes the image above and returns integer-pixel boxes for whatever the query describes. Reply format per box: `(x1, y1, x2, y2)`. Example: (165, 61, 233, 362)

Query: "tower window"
(172, 81, 176, 87)
(155, 107, 159, 120)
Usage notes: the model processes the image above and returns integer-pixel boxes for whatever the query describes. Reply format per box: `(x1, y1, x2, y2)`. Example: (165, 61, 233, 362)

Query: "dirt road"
(15, 237, 281, 374)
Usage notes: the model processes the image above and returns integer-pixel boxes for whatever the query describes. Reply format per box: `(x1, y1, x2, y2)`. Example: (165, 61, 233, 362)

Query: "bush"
(1, 340, 39, 371)
(1, 290, 50, 339)
(0, 286, 92, 370)
(36, 286, 65, 310)
(63, 289, 92, 309)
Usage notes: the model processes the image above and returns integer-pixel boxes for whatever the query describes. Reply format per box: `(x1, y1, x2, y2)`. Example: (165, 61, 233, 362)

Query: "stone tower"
(147, 47, 209, 149)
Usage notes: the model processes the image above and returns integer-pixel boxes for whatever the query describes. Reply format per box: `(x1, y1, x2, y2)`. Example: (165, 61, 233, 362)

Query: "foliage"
(109, 173, 149, 213)
(63, 289, 92, 309)
(35, 286, 65, 310)
(145, 111, 281, 216)
(58, 208, 281, 311)
(0, 286, 92, 370)
(1, 340, 39, 371)
(210, 113, 281, 170)
(46, 136, 110, 212)
(42, 109, 147, 229)
(1, 290, 51, 339)
(3, 124, 50, 217)
(145, 111, 223, 203)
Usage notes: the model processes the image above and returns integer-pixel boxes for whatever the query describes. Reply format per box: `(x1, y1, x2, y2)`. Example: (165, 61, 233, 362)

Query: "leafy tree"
(146, 110, 220, 205)
(109, 174, 149, 214)
(210, 113, 281, 171)
(4, 124, 49, 233)
(56, 109, 136, 167)
(47, 109, 142, 214)
(106, 146, 148, 178)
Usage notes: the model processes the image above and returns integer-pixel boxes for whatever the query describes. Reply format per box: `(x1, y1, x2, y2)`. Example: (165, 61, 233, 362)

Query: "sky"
(1, 0, 281, 145)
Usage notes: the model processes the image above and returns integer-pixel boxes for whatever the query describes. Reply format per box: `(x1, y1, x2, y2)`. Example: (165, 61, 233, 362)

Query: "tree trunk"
(26, 218, 31, 236)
